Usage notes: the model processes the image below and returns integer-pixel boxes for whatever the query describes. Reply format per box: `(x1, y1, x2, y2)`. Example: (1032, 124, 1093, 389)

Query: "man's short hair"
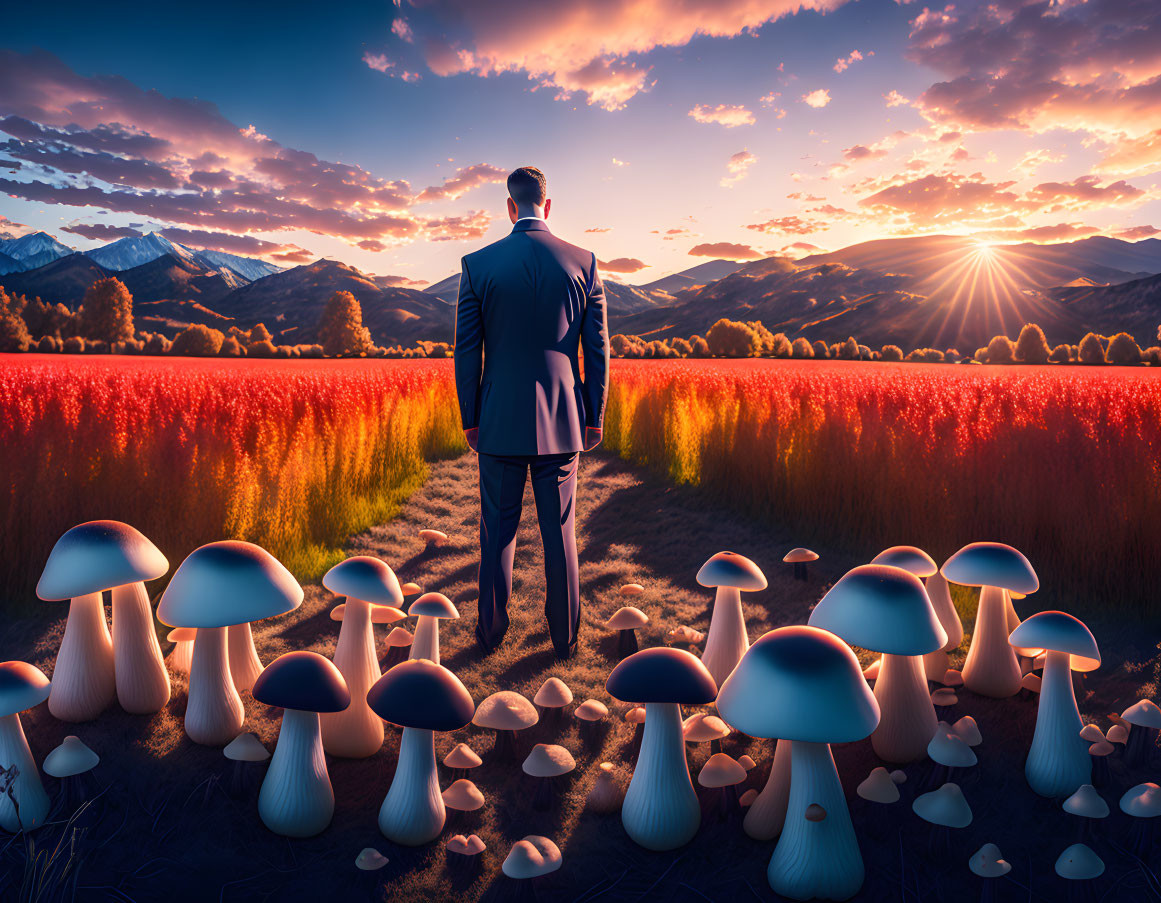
(507, 166, 547, 207)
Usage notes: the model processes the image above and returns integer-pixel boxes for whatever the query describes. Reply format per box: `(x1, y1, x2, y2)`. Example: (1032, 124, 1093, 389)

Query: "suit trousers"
(475, 451, 580, 657)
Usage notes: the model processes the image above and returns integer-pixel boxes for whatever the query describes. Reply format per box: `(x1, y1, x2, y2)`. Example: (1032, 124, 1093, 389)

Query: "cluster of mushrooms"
(2, 522, 1159, 903)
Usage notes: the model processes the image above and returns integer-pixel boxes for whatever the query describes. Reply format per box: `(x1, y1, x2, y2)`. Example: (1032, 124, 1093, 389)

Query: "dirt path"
(2, 451, 1159, 902)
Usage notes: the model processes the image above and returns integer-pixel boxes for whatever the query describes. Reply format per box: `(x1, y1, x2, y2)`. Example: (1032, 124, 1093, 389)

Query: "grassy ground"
(1, 451, 1159, 902)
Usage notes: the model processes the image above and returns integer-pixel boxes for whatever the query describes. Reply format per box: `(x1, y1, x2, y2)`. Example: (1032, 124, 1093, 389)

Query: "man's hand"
(583, 426, 602, 452)
(464, 427, 479, 453)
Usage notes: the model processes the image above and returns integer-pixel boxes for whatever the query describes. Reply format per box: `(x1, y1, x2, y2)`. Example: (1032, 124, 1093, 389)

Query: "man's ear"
(543, 198, 551, 219)
(507, 197, 518, 223)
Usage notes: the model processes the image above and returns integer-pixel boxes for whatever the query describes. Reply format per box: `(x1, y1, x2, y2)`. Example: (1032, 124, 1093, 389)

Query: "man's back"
(454, 218, 609, 456)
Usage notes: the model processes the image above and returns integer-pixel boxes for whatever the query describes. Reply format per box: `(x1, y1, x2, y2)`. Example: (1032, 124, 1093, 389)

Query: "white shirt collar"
(515, 215, 546, 223)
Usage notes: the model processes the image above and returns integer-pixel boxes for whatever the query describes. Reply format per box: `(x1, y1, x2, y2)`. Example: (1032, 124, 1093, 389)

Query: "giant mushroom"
(941, 542, 1038, 698)
(320, 555, 405, 758)
(0, 661, 52, 832)
(1009, 611, 1100, 798)
(870, 546, 963, 679)
(605, 647, 717, 851)
(37, 520, 170, 719)
(696, 551, 767, 687)
(808, 564, 946, 763)
(368, 658, 475, 845)
(717, 625, 880, 901)
(251, 651, 350, 837)
(158, 541, 303, 746)
(407, 592, 459, 663)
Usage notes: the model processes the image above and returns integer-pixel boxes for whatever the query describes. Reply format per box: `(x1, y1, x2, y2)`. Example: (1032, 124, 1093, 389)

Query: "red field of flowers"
(0, 355, 463, 607)
(603, 359, 1161, 611)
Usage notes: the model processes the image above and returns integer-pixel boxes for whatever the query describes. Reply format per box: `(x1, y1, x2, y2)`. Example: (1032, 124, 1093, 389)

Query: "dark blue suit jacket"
(454, 219, 610, 456)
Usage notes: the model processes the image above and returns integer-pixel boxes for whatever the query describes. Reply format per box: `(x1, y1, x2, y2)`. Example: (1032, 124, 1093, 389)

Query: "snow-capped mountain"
(85, 232, 199, 271)
(192, 249, 283, 283)
(0, 250, 22, 276)
(0, 231, 74, 271)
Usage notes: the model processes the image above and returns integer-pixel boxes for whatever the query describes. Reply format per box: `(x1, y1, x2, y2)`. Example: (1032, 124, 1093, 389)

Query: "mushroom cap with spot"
(1064, 785, 1109, 819)
(167, 627, 197, 643)
(523, 744, 576, 778)
(871, 546, 937, 578)
(408, 592, 459, 620)
(37, 520, 168, 601)
(330, 603, 405, 624)
(912, 783, 972, 828)
(782, 548, 818, 564)
(447, 834, 486, 856)
(573, 699, 608, 722)
(682, 712, 731, 743)
(502, 836, 562, 879)
(442, 779, 485, 811)
(384, 626, 413, 648)
(620, 583, 644, 597)
(969, 844, 1011, 878)
(323, 556, 403, 607)
(699, 753, 747, 788)
(367, 659, 474, 731)
(0, 661, 50, 716)
(444, 743, 482, 770)
(42, 735, 99, 778)
(952, 716, 982, 746)
(252, 651, 350, 713)
(223, 732, 270, 763)
(857, 767, 900, 804)
(605, 607, 648, 630)
(1119, 783, 1161, 818)
(1009, 611, 1100, 672)
(808, 564, 947, 656)
(1055, 844, 1104, 880)
(928, 725, 978, 768)
(1121, 699, 1161, 728)
(1079, 724, 1105, 744)
(355, 848, 389, 871)
(473, 690, 538, 731)
(534, 677, 573, 709)
(606, 647, 717, 706)
(697, 551, 768, 591)
(941, 542, 1038, 594)
(158, 541, 302, 629)
(717, 625, 880, 743)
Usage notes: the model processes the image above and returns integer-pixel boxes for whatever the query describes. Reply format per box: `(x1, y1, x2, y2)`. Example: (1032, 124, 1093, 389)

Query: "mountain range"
(1, 229, 1160, 351)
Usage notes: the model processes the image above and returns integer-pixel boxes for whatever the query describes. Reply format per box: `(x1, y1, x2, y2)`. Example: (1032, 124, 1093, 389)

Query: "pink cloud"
(688, 241, 762, 260)
(833, 50, 869, 73)
(747, 215, 827, 235)
(801, 89, 831, 108)
(689, 104, 755, 128)
(1117, 224, 1159, 240)
(159, 227, 311, 259)
(417, 163, 507, 203)
(362, 52, 394, 73)
(721, 150, 757, 187)
(424, 211, 492, 242)
(599, 257, 650, 274)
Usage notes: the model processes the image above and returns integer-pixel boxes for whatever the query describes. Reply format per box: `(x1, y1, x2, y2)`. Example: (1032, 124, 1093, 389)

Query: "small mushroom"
(533, 677, 573, 733)
(442, 779, 485, 826)
(502, 835, 562, 899)
(473, 691, 538, 763)
(523, 744, 576, 810)
(1020, 672, 1042, 700)
(697, 551, 767, 687)
(355, 848, 388, 871)
(573, 699, 609, 744)
(743, 739, 792, 841)
(419, 529, 448, 548)
(942, 542, 1039, 698)
(698, 752, 747, 822)
(665, 625, 705, 652)
(740, 788, 758, 807)
(1106, 723, 1128, 745)
(37, 520, 170, 720)
(382, 627, 414, 672)
(0, 662, 52, 831)
(1088, 739, 1114, 786)
(931, 687, 958, 719)
(857, 767, 900, 805)
(408, 593, 459, 663)
(1054, 843, 1104, 887)
(400, 581, 422, 599)
(912, 783, 972, 857)
(251, 651, 350, 837)
(926, 723, 977, 788)
(923, 572, 964, 679)
(969, 843, 1011, 900)
(624, 706, 646, 758)
(443, 742, 482, 781)
(158, 541, 303, 746)
(43, 735, 100, 814)
(586, 762, 622, 814)
(620, 583, 645, 597)
(951, 716, 982, 746)
(222, 732, 270, 800)
(447, 833, 486, 873)
(1009, 611, 1101, 797)
(605, 607, 648, 660)
(738, 754, 756, 772)
(941, 669, 964, 688)
(683, 711, 731, 755)
(606, 648, 717, 851)
(1119, 783, 1160, 857)
(167, 627, 196, 675)
(1062, 784, 1108, 844)
(321, 556, 406, 759)
(782, 548, 818, 581)
(1120, 699, 1161, 767)
(368, 659, 475, 845)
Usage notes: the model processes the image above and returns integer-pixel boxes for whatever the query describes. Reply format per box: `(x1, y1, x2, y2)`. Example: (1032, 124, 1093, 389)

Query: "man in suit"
(454, 166, 610, 661)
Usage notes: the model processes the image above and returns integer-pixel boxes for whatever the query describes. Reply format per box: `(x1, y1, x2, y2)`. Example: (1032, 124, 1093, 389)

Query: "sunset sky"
(1, 0, 1158, 285)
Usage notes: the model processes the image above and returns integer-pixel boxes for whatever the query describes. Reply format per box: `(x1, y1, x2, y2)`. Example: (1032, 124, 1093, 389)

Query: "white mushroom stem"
(744, 737, 792, 840)
(184, 626, 245, 746)
(322, 598, 384, 758)
(111, 582, 170, 714)
(170, 639, 193, 674)
(701, 587, 749, 687)
(768, 740, 864, 901)
(49, 591, 115, 722)
(872, 653, 938, 763)
(227, 622, 264, 692)
(621, 702, 700, 851)
(378, 727, 445, 845)
(962, 586, 1022, 698)
(0, 713, 50, 832)
(1025, 650, 1089, 798)
(258, 708, 334, 837)
(410, 616, 440, 663)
